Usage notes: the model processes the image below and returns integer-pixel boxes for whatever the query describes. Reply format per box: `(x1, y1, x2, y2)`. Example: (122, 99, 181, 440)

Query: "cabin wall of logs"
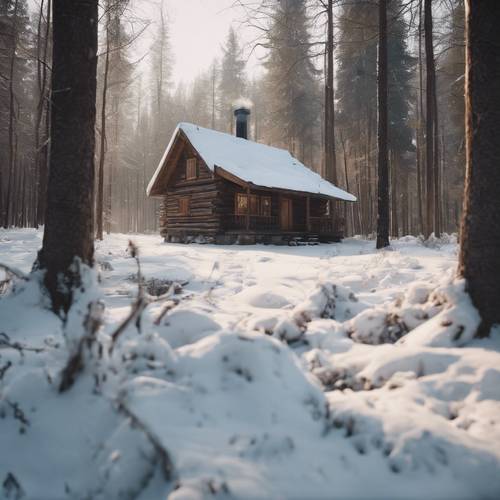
(159, 139, 344, 244)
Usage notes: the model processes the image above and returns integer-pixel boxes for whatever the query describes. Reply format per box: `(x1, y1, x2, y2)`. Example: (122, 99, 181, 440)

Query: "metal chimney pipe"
(234, 107, 250, 139)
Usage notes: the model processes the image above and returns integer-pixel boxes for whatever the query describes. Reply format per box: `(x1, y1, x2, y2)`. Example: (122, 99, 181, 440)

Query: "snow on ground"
(1, 228, 500, 499)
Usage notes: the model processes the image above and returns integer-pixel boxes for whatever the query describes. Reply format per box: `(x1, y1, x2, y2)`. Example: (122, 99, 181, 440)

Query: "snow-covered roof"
(147, 122, 357, 201)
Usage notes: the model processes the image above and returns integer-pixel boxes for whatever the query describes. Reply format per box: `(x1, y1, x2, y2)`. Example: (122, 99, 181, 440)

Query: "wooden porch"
(223, 194, 344, 242)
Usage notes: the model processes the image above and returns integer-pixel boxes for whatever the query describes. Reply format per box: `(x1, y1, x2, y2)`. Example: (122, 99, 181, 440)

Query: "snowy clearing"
(1, 229, 500, 499)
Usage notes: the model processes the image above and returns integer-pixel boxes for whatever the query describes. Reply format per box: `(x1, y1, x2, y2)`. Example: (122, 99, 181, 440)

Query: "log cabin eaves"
(147, 130, 214, 196)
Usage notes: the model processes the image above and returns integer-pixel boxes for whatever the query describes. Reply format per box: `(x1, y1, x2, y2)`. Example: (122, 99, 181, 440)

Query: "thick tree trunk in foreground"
(458, 0, 500, 335)
(37, 0, 98, 314)
(376, 0, 389, 249)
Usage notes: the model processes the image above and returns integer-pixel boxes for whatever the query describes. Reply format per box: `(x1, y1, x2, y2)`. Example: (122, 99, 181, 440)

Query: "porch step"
(288, 235, 320, 246)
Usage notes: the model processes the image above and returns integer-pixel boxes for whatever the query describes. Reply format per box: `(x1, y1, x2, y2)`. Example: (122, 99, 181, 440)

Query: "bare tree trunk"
(416, 0, 424, 235)
(324, 0, 337, 184)
(36, 0, 98, 314)
(35, 0, 52, 228)
(458, 0, 500, 336)
(376, 0, 389, 249)
(432, 66, 440, 238)
(96, 25, 110, 241)
(390, 151, 399, 237)
(424, 0, 436, 238)
(4, 0, 19, 228)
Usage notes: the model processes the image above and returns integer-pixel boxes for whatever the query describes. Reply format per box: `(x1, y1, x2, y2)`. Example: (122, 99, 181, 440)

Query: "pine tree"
(218, 27, 246, 132)
(337, 0, 414, 236)
(0, 0, 32, 228)
(439, 0, 465, 232)
(387, 0, 415, 237)
(336, 0, 378, 234)
(263, 0, 320, 161)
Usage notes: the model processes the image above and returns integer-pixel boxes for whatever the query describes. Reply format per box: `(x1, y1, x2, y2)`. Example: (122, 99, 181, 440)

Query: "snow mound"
(157, 308, 222, 349)
(122, 331, 328, 498)
(234, 286, 291, 309)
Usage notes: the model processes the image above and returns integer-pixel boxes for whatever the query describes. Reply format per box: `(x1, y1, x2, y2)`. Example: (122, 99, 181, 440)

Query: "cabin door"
(280, 198, 293, 231)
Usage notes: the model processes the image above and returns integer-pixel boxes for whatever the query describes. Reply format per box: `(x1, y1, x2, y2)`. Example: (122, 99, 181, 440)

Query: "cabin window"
(249, 194, 259, 215)
(178, 196, 190, 215)
(236, 193, 272, 216)
(235, 193, 248, 215)
(261, 196, 271, 217)
(186, 158, 197, 180)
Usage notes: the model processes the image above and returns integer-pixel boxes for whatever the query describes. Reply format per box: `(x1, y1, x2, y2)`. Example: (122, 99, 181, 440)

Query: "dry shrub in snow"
(252, 282, 367, 343)
(346, 279, 475, 346)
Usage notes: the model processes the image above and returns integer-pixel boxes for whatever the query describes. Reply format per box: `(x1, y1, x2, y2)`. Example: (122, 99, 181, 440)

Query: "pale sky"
(132, 0, 263, 85)
(27, 0, 264, 85)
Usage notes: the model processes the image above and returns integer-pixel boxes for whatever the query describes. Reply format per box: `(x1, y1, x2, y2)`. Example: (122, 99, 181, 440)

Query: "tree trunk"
(458, 0, 500, 335)
(324, 0, 337, 184)
(376, 0, 389, 249)
(35, 0, 52, 228)
(36, 0, 98, 314)
(416, 0, 425, 235)
(432, 62, 441, 238)
(96, 25, 110, 241)
(424, 0, 436, 238)
(4, 0, 19, 229)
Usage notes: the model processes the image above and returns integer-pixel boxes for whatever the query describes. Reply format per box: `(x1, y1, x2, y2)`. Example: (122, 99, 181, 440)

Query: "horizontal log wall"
(161, 141, 221, 237)
(157, 134, 343, 241)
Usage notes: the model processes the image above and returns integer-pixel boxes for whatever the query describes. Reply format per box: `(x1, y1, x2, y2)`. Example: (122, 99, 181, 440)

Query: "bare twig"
(59, 301, 105, 392)
(109, 241, 146, 353)
(0, 333, 45, 354)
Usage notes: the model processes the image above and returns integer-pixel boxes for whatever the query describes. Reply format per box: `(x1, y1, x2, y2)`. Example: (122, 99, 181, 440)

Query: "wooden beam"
(306, 196, 311, 232)
(214, 166, 249, 188)
(246, 186, 250, 231)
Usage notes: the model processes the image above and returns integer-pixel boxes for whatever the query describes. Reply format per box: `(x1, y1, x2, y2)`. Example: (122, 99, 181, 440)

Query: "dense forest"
(1, 1, 500, 498)
(1, 0, 466, 237)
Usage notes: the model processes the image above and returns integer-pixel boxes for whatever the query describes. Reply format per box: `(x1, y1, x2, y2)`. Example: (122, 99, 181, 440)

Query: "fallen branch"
(0, 333, 45, 354)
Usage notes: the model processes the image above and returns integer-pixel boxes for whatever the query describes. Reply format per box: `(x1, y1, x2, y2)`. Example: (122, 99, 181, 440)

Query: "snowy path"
(1, 229, 500, 499)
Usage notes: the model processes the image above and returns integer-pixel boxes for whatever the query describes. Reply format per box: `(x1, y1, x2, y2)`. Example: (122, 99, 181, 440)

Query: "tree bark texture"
(35, 0, 51, 228)
(96, 24, 110, 241)
(424, 0, 437, 238)
(324, 0, 337, 185)
(376, 0, 390, 249)
(37, 0, 98, 314)
(458, 0, 500, 334)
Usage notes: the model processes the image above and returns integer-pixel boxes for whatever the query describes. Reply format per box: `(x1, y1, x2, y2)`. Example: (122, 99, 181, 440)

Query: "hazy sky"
(27, 0, 263, 85)
(133, 0, 263, 85)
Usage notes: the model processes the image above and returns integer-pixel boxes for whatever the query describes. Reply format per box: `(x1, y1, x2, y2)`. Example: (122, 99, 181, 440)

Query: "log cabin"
(147, 108, 356, 245)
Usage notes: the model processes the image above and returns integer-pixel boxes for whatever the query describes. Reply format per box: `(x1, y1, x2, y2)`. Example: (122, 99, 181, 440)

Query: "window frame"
(186, 157, 197, 180)
(260, 196, 271, 217)
(235, 193, 248, 215)
(178, 196, 190, 216)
